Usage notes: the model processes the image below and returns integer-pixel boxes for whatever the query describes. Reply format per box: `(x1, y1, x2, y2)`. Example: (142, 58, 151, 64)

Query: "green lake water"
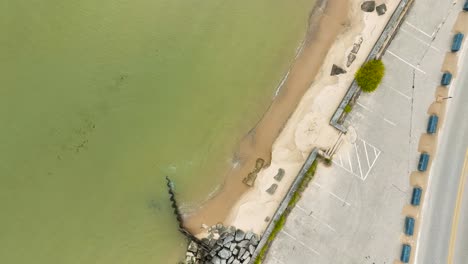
(0, 0, 315, 263)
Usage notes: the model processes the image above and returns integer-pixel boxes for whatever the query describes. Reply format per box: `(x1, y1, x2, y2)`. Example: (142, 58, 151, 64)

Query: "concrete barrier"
(330, 0, 415, 133)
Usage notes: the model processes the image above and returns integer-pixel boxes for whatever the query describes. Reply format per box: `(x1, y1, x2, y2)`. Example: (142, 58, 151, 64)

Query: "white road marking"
(387, 50, 426, 74)
(329, 191, 351, 206)
(354, 142, 364, 179)
(281, 230, 320, 255)
(273, 257, 286, 264)
(332, 137, 381, 181)
(405, 21, 433, 39)
(296, 205, 337, 232)
(399, 27, 441, 52)
(357, 102, 373, 112)
(312, 183, 351, 206)
(389, 85, 412, 100)
(363, 139, 371, 167)
(347, 151, 353, 173)
(384, 118, 397, 126)
(339, 154, 343, 167)
(364, 148, 382, 180)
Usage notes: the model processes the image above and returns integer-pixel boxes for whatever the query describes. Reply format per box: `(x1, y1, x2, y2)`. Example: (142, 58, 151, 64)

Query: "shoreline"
(225, 0, 402, 235)
(184, 0, 350, 235)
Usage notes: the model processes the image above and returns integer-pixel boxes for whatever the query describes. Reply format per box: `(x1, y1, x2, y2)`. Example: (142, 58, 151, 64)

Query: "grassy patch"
(355, 59, 385, 93)
(254, 160, 318, 264)
(344, 104, 353, 113)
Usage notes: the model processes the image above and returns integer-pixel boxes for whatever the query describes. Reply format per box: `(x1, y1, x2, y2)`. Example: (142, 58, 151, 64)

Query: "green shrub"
(344, 104, 353, 113)
(254, 160, 318, 264)
(355, 59, 385, 93)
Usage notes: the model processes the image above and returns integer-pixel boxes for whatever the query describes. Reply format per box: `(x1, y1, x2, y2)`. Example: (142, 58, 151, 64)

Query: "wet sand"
(184, 0, 350, 234)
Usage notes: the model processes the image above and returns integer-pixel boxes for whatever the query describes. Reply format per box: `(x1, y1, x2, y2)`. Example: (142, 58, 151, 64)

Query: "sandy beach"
(184, 0, 349, 234)
(185, 0, 399, 236)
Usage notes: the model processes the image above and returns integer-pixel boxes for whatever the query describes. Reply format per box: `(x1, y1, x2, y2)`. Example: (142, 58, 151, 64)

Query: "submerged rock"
(188, 241, 198, 253)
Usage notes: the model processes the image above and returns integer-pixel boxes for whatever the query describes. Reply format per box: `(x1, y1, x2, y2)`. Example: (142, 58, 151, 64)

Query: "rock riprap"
(184, 224, 260, 264)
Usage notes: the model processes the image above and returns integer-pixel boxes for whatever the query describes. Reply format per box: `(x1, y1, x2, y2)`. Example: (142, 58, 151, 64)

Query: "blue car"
(427, 115, 439, 134)
(411, 187, 423, 206)
(418, 153, 430, 172)
(401, 244, 411, 263)
(452, 33, 464, 52)
(441, 72, 452, 86)
(405, 217, 415, 236)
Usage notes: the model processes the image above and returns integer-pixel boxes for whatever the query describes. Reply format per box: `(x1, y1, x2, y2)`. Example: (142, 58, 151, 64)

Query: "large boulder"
(347, 53, 357, 67)
(235, 230, 245, 242)
(266, 183, 278, 195)
(223, 234, 234, 245)
(361, 1, 375, 12)
(211, 256, 222, 264)
(245, 231, 254, 241)
(187, 241, 198, 253)
(331, 64, 347, 76)
(218, 248, 232, 259)
(376, 4, 387, 15)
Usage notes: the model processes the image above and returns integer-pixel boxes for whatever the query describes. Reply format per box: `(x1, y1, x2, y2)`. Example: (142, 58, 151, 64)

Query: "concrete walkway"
(264, 0, 461, 263)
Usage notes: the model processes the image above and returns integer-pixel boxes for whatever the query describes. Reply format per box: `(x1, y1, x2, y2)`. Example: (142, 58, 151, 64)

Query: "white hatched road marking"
(387, 50, 426, 74)
(363, 140, 371, 167)
(281, 230, 320, 255)
(365, 148, 381, 180)
(354, 143, 364, 179)
(333, 138, 381, 181)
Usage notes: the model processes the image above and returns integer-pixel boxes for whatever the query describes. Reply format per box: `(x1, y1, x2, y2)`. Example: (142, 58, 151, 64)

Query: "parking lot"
(265, 0, 461, 263)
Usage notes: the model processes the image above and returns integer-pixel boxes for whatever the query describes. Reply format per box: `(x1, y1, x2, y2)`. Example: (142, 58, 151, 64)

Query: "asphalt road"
(415, 51, 468, 263)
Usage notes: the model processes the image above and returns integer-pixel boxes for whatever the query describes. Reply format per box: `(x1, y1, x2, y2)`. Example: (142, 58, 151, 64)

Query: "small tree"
(355, 59, 385, 93)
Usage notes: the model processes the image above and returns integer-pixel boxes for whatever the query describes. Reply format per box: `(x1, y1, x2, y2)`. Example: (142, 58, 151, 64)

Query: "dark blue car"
(401, 244, 411, 263)
(441, 72, 452, 86)
(411, 187, 422, 206)
(452, 33, 464, 52)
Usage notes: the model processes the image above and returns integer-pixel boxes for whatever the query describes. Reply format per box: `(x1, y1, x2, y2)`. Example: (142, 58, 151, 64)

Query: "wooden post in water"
(165, 176, 210, 252)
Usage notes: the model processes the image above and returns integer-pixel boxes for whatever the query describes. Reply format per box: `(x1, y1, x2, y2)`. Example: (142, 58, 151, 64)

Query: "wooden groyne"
(165, 176, 210, 252)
